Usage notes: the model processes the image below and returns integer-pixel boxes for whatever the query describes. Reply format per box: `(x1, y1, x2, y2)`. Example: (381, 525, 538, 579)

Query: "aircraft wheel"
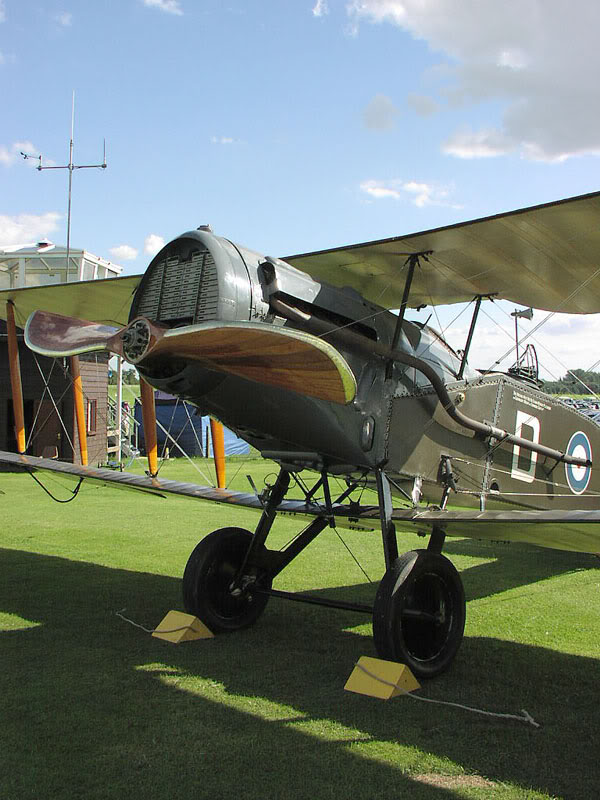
(182, 527, 271, 633)
(372, 549, 465, 679)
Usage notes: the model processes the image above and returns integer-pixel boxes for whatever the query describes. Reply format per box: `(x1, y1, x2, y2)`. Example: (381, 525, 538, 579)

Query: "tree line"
(108, 367, 139, 385)
(542, 369, 600, 394)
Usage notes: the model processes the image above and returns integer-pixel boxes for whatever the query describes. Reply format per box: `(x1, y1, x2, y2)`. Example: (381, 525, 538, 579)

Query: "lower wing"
(1, 450, 599, 554)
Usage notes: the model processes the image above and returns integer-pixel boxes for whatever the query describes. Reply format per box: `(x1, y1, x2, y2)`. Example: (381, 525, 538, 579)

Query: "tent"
(133, 397, 249, 457)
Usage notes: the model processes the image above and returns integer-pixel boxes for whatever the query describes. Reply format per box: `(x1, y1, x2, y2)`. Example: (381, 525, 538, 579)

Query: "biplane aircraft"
(2, 190, 600, 679)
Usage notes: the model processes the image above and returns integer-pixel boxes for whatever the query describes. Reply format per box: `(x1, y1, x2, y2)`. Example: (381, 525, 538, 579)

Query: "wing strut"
(457, 295, 486, 380)
(70, 355, 88, 465)
(391, 252, 428, 351)
(139, 378, 158, 476)
(6, 301, 26, 453)
(210, 419, 226, 489)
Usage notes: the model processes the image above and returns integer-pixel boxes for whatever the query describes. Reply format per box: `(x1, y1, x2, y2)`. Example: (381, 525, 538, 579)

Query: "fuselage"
(132, 229, 600, 512)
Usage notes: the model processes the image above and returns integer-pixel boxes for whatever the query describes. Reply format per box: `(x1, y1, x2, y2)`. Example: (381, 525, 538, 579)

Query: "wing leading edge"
(285, 190, 600, 314)
(2, 450, 599, 555)
(3, 192, 599, 328)
(0, 274, 142, 328)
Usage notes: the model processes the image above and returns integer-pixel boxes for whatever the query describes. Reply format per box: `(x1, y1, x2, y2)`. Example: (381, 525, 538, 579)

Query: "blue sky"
(2, 0, 600, 382)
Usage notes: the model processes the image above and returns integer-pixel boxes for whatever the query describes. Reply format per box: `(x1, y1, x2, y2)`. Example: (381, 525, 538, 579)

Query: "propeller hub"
(121, 319, 151, 363)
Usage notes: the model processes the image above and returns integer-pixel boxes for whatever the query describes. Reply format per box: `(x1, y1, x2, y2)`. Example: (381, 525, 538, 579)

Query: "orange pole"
(139, 378, 158, 476)
(210, 418, 226, 488)
(70, 355, 88, 466)
(6, 301, 26, 453)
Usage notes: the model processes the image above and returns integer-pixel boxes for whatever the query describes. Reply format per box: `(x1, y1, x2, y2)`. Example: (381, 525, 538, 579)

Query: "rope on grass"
(355, 662, 540, 728)
(115, 608, 191, 635)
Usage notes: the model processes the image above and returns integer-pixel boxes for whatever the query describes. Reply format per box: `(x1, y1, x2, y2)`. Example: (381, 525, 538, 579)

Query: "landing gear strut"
(372, 463, 466, 678)
(182, 464, 466, 678)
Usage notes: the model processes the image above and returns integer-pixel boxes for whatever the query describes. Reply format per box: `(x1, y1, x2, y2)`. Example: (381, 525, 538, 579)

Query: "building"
(0, 243, 123, 465)
(0, 243, 122, 289)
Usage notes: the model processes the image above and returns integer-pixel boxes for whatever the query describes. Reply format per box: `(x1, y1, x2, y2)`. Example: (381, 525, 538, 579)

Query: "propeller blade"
(25, 310, 124, 357)
(139, 378, 158, 476)
(25, 313, 357, 406)
(139, 320, 357, 405)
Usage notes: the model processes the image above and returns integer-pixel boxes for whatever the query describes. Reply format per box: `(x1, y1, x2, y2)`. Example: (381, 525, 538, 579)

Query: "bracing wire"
(492, 303, 600, 398)
(182, 401, 205, 455)
(475, 303, 599, 398)
(151, 414, 214, 485)
(333, 529, 373, 583)
(29, 354, 77, 454)
(474, 268, 600, 380)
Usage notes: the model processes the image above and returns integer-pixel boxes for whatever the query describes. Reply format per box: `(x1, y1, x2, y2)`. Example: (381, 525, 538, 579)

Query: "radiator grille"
(133, 246, 219, 325)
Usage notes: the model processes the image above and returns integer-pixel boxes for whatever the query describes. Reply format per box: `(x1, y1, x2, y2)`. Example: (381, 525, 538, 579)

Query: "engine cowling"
(129, 229, 328, 330)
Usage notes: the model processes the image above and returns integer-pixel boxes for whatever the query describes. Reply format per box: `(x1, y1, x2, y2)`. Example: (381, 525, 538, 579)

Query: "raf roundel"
(565, 431, 592, 495)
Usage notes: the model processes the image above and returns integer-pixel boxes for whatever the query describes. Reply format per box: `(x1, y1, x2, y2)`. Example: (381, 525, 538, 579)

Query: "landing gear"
(372, 549, 465, 679)
(181, 465, 466, 679)
(182, 527, 271, 632)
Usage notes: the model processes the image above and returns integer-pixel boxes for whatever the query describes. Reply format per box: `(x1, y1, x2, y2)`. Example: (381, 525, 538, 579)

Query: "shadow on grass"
(1, 548, 459, 800)
(1, 546, 598, 800)
(444, 537, 598, 602)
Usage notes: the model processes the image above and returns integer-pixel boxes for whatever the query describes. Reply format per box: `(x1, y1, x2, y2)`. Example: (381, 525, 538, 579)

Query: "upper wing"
(0, 274, 142, 327)
(2, 450, 599, 554)
(4, 192, 599, 324)
(285, 190, 600, 314)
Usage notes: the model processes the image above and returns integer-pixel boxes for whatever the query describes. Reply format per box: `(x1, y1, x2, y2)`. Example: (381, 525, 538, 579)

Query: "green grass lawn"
(1, 456, 599, 799)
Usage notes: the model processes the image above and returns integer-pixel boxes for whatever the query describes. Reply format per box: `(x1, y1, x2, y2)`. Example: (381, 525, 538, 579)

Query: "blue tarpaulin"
(134, 398, 249, 457)
(200, 416, 250, 456)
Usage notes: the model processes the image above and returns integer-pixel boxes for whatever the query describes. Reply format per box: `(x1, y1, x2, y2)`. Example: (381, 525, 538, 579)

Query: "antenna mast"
(21, 91, 107, 280)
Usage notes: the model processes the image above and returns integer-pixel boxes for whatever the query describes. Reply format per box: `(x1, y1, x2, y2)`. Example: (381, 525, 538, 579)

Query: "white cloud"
(109, 244, 138, 261)
(0, 212, 61, 246)
(522, 314, 600, 377)
(442, 127, 516, 159)
(360, 180, 403, 200)
(406, 93, 439, 117)
(0, 50, 17, 67)
(362, 94, 399, 130)
(142, 0, 183, 15)
(497, 49, 529, 71)
(403, 180, 443, 207)
(360, 178, 457, 208)
(347, 0, 600, 162)
(348, 0, 406, 26)
(55, 11, 72, 26)
(0, 1, 5, 23)
(0, 141, 43, 167)
(439, 303, 600, 380)
(312, 0, 329, 17)
(144, 234, 165, 255)
(211, 136, 236, 145)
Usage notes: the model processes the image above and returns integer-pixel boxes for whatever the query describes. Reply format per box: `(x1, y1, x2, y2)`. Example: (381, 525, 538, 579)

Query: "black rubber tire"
(182, 527, 271, 633)
(373, 549, 465, 679)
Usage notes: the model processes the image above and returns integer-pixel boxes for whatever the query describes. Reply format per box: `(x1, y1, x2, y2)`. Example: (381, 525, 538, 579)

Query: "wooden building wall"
(0, 320, 109, 465)
(70, 354, 110, 466)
